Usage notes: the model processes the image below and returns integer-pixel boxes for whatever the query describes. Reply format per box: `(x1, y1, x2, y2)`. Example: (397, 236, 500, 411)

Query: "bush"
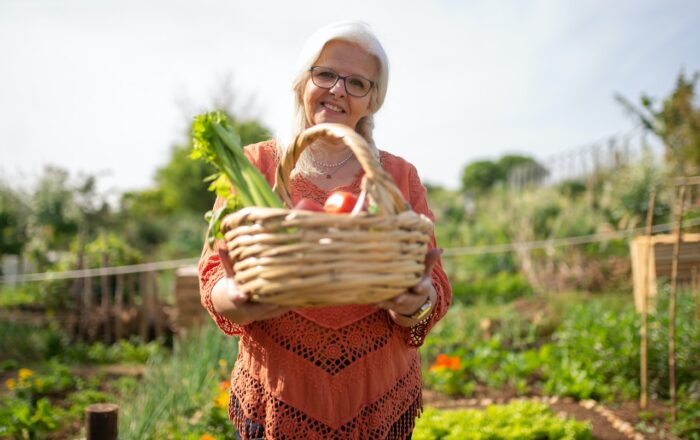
(451, 272, 534, 305)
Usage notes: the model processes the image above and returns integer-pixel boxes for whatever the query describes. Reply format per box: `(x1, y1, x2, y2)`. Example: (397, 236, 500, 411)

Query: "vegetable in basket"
(190, 111, 283, 248)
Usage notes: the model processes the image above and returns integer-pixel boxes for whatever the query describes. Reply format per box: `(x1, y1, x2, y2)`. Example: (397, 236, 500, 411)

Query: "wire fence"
(507, 129, 656, 190)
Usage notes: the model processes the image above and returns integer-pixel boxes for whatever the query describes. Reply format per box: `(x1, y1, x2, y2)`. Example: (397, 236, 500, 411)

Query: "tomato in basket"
(323, 191, 359, 214)
(294, 198, 325, 212)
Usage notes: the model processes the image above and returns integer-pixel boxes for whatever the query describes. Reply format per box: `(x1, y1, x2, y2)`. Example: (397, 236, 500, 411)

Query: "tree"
(26, 167, 111, 271)
(154, 112, 272, 215)
(460, 155, 547, 194)
(461, 160, 503, 194)
(0, 182, 30, 263)
(616, 70, 700, 174)
(497, 155, 548, 186)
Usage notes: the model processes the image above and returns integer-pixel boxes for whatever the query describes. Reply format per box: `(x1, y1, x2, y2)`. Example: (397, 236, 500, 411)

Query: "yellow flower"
(18, 368, 34, 381)
(218, 359, 228, 368)
(5, 378, 16, 390)
(214, 390, 229, 409)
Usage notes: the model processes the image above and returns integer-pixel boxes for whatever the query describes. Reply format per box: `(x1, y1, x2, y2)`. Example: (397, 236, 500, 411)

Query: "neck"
(309, 139, 351, 161)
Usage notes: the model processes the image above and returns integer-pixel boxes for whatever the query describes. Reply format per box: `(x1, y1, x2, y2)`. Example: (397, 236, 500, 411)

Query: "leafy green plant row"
(413, 401, 592, 440)
(0, 319, 165, 365)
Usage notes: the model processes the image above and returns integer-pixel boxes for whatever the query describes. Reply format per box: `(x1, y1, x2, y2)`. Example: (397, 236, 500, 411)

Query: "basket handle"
(273, 123, 411, 216)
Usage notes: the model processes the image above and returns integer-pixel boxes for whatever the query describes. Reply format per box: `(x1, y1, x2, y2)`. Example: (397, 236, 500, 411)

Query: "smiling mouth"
(322, 102, 345, 113)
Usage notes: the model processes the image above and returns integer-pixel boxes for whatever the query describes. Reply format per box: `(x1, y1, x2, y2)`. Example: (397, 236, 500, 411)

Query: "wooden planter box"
(630, 233, 700, 312)
(174, 266, 208, 330)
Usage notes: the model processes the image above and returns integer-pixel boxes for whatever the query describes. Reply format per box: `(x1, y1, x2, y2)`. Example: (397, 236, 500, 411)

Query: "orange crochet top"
(198, 141, 451, 440)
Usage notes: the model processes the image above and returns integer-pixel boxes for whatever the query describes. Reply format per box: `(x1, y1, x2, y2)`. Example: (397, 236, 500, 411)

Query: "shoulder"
(378, 149, 419, 182)
(244, 139, 279, 160)
(244, 139, 279, 183)
(379, 149, 434, 219)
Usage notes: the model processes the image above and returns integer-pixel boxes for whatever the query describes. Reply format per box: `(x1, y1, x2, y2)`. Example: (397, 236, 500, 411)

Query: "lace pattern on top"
(256, 309, 392, 376)
(230, 350, 422, 440)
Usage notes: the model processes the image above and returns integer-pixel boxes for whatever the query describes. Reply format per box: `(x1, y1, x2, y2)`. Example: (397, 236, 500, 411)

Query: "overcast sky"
(1, 0, 699, 194)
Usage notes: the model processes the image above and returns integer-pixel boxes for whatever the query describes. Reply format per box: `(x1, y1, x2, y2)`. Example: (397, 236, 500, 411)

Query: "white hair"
(285, 21, 390, 177)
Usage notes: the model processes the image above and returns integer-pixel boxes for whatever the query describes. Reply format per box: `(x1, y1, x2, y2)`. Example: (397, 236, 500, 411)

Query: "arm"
(198, 141, 291, 334)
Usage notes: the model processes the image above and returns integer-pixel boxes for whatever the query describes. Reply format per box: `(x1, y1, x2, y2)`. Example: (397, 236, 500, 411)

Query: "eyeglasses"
(309, 66, 374, 98)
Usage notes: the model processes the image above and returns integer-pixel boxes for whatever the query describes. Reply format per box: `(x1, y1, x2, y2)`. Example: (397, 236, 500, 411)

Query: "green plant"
(413, 401, 592, 439)
(117, 321, 238, 439)
(451, 272, 533, 305)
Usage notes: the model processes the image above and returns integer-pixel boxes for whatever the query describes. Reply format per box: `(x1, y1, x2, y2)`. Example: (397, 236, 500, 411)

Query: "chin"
(314, 112, 349, 126)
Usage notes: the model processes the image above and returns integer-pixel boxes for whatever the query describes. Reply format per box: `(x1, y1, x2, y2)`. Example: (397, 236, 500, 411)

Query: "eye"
(317, 70, 336, 79)
(348, 77, 369, 92)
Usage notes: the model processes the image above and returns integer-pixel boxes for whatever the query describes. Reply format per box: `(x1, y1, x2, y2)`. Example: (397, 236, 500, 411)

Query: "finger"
(423, 248, 442, 277)
(377, 294, 406, 309)
(410, 276, 431, 294)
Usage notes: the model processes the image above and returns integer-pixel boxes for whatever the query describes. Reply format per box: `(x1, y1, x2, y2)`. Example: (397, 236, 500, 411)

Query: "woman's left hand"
(377, 248, 442, 324)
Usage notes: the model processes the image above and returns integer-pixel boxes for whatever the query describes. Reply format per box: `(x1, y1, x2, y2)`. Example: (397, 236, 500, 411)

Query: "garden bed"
(423, 389, 681, 440)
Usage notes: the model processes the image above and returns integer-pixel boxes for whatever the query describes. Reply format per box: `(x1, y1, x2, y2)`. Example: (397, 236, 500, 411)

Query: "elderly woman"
(199, 21, 451, 440)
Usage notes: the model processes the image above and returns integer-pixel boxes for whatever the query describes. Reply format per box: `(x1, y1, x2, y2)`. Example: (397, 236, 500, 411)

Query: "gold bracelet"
(399, 295, 433, 322)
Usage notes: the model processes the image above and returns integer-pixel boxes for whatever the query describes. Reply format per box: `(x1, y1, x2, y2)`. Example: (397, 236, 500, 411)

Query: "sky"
(1, 0, 699, 195)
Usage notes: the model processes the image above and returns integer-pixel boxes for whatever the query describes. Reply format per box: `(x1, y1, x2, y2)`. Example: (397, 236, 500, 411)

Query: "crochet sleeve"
(197, 142, 274, 336)
(401, 164, 452, 347)
(198, 195, 244, 336)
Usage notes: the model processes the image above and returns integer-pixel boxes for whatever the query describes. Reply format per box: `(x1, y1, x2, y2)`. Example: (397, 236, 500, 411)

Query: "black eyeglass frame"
(308, 66, 375, 98)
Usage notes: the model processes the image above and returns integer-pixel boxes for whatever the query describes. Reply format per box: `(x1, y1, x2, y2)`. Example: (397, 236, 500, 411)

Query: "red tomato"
(323, 191, 359, 214)
(294, 198, 325, 212)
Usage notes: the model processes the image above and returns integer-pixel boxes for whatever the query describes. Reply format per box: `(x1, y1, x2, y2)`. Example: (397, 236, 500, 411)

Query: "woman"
(199, 21, 451, 440)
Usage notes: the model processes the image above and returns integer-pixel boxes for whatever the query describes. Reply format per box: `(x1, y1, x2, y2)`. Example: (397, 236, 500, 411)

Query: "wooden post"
(640, 190, 656, 410)
(151, 271, 164, 340)
(669, 185, 686, 424)
(115, 274, 124, 341)
(86, 403, 118, 440)
(82, 275, 93, 341)
(139, 271, 150, 342)
(693, 266, 700, 320)
(100, 253, 112, 344)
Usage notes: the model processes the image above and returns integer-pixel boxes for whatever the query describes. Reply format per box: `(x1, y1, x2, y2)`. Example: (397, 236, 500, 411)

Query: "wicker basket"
(220, 123, 434, 306)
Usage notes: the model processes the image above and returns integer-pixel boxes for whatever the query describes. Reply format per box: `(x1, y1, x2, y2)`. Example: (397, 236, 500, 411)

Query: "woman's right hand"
(210, 276, 293, 325)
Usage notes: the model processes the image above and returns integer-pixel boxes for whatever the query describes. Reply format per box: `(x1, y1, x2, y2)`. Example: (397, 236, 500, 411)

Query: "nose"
(329, 77, 346, 97)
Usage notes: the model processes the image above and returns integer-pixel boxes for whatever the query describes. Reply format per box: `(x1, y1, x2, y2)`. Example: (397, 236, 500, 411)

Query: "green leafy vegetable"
(190, 111, 283, 248)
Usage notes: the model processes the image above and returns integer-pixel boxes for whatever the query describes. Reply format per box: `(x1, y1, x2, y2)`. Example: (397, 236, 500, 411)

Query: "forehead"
(315, 40, 378, 79)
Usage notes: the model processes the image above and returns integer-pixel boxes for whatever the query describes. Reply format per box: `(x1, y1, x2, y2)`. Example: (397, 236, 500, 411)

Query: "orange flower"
(447, 356, 461, 371)
(435, 354, 450, 366)
(430, 354, 461, 372)
(200, 434, 217, 440)
(218, 380, 230, 392)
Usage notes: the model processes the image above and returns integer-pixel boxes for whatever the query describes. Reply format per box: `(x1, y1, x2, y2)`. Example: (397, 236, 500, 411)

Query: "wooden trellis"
(631, 175, 700, 424)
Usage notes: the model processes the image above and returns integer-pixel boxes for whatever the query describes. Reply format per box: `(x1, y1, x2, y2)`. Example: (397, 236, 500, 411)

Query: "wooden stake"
(151, 271, 164, 340)
(693, 266, 700, 320)
(669, 185, 686, 424)
(83, 275, 93, 341)
(640, 189, 656, 409)
(100, 253, 111, 344)
(139, 272, 150, 342)
(115, 274, 124, 341)
(86, 403, 118, 440)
